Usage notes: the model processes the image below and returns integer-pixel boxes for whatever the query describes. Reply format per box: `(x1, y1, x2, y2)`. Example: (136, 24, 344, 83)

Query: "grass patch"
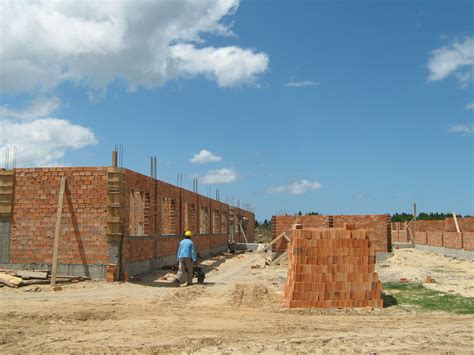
(431, 267, 464, 274)
(383, 282, 474, 314)
(430, 267, 451, 273)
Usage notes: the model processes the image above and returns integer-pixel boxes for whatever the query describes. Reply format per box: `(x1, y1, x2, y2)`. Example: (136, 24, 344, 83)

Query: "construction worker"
(173, 230, 197, 286)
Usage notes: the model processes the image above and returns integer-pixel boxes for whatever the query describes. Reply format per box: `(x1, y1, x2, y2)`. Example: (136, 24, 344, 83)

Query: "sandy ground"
(378, 248, 474, 297)
(1, 249, 473, 353)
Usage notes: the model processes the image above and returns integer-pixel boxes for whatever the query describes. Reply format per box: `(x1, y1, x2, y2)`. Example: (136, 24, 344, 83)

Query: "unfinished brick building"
(391, 218, 474, 252)
(272, 214, 392, 254)
(0, 166, 254, 279)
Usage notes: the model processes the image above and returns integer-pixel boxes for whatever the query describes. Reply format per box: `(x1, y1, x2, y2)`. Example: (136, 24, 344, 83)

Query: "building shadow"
(65, 183, 91, 278)
(128, 252, 244, 287)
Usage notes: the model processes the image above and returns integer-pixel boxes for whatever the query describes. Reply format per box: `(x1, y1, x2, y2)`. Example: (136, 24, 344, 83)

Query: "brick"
(283, 228, 382, 309)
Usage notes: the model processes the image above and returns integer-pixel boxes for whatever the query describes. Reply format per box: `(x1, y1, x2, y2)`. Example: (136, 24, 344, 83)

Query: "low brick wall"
(272, 214, 391, 253)
(427, 231, 443, 247)
(464, 232, 474, 251)
(415, 232, 427, 245)
(442, 232, 463, 250)
(413, 231, 470, 251)
(396, 217, 474, 253)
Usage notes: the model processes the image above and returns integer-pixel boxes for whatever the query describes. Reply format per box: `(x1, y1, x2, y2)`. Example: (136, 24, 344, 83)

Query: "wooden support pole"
(239, 222, 249, 244)
(270, 250, 288, 265)
(413, 202, 417, 236)
(51, 177, 66, 287)
(452, 212, 461, 233)
(260, 232, 290, 253)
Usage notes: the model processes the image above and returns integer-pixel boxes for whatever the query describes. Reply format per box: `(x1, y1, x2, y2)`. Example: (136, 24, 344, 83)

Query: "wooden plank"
(259, 232, 290, 253)
(51, 177, 66, 287)
(0, 271, 22, 287)
(406, 225, 415, 245)
(239, 222, 249, 244)
(56, 274, 89, 280)
(452, 213, 461, 233)
(14, 270, 48, 280)
(270, 251, 288, 265)
(20, 279, 51, 286)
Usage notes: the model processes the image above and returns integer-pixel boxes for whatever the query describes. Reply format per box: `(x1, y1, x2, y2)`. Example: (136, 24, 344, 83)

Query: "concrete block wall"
(272, 214, 390, 253)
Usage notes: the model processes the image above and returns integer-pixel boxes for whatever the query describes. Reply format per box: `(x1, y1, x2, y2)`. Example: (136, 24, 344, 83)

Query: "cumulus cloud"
(448, 123, 474, 135)
(427, 37, 474, 85)
(200, 168, 237, 184)
(0, 97, 61, 120)
(267, 180, 323, 195)
(466, 102, 474, 110)
(0, 0, 269, 95)
(0, 98, 97, 167)
(190, 149, 222, 164)
(286, 80, 320, 87)
(172, 45, 268, 87)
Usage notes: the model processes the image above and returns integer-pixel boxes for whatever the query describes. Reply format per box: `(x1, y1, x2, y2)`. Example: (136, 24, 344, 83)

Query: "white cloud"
(448, 123, 474, 135)
(0, 0, 269, 96)
(190, 149, 222, 164)
(427, 37, 474, 85)
(286, 80, 320, 87)
(0, 97, 61, 120)
(0, 99, 97, 167)
(466, 102, 474, 110)
(200, 168, 237, 184)
(172, 45, 268, 87)
(267, 180, 323, 195)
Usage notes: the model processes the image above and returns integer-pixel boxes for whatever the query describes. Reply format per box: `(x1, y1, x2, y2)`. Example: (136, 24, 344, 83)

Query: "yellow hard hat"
(184, 230, 193, 237)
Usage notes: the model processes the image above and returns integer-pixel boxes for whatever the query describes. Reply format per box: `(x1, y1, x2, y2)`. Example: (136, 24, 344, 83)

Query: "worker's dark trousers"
(177, 257, 193, 285)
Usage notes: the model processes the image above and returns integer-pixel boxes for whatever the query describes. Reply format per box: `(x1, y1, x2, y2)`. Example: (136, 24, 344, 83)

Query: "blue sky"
(0, 0, 473, 220)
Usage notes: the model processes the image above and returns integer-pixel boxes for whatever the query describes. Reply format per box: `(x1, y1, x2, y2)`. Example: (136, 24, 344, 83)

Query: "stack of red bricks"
(283, 228, 383, 308)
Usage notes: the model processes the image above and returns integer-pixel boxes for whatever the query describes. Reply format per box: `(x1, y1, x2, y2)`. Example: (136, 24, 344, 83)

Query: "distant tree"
(391, 212, 461, 222)
(297, 210, 302, 216)
(306, 211, 320, 216)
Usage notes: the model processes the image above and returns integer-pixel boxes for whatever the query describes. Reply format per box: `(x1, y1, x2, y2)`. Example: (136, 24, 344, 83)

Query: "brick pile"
(283, 228, 383, 308)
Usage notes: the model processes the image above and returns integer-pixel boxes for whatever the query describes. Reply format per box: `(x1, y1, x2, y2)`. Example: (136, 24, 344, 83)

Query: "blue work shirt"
(177, 238, 196, 262)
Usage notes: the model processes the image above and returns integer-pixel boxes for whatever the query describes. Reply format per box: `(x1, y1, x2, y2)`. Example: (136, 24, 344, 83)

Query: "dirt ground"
(1, 249, 473, 353)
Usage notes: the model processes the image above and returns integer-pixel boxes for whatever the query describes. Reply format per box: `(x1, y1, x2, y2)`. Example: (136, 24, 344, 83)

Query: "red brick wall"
(426, 231, 443, 247)
(414, 232, 427, 245)
(231, 207, 255, 243)
(272, 215, 390, 253)
(463, 232, 474, 251)
(442, 232, 463, 249)
(156, 236, 180, 257)
(10, 167, 109, 265)
(333, 215, 390, 254)
(123, 237, 154, 262)
(405, 218, 474, 252)
(7, 167, 255, 272)
(445, 217, 474, 232)
(181, 190, 198, 234)
(415, 220, 446, 232)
